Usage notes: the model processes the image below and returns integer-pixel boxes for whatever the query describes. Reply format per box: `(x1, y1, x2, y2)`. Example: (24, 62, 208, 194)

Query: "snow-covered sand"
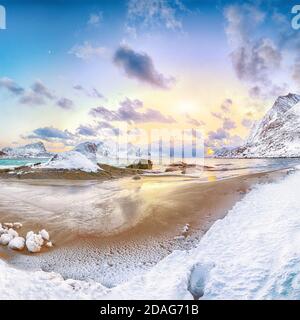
(1, 169, 300, 299)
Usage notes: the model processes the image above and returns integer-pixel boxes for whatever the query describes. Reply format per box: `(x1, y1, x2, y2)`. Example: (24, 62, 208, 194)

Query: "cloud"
(211, 112, 224, 120)
(185, 113, 205, 127)
(220, 99, 232, 113)
(90, 106, 119, 121)
(73, 84, 84, 91)
(241, 118, 253, 128)
(91, 88, 104, 99)
(69, 42, 108, 60)
(0, 77, 24, 95)
(126, 0, 187, 36)
(113, 45, 175, 89)
(87, 12, 103, 27)
(230, 38, 281, 83)
(224, 4, 285, 99)
(73, 84, 105, 99)
(31, 80, 55, 100)
(20, 80, 55, 106)
(208, 128, 230, 141)
(0, 77, 74, 110)
(19, 91, 46, 106)
(223, 118, 236, 130)
(96, 121, 113, 129)
(56, 98, 74, 110)
(207, 128, 243, 149)
(76, 125, 98, 137)
(292, 58, 300, 87)
(90, 97, 176, 123)
(76, 121, 119, 139)
(25, 126, 74, 141)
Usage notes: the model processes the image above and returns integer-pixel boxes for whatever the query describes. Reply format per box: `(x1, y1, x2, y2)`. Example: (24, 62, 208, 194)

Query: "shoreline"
(0, 167, 291, 286)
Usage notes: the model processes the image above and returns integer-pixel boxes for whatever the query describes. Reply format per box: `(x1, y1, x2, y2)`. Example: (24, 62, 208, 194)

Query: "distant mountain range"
(0, 140, 146, 164)
(215, 93, 300, 158)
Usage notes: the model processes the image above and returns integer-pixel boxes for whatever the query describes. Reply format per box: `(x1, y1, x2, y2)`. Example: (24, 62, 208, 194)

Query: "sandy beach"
(0, 167, 290, 286)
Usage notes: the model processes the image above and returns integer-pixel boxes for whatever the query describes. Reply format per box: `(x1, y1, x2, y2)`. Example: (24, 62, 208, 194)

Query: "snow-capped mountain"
(1, 142, 52, 158)
(215, 93, 300, 158)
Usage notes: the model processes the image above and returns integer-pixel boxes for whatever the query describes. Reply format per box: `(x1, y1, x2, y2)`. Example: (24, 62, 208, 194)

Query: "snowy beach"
(0, 165, 299, 299)
(0, 157, 296, 298)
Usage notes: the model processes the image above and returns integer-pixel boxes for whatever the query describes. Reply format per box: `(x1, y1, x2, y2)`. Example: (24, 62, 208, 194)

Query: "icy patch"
(42, 151, 100, 172)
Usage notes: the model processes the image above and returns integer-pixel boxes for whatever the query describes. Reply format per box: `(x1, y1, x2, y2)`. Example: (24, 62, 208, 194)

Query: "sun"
(176, 101, 197, 114)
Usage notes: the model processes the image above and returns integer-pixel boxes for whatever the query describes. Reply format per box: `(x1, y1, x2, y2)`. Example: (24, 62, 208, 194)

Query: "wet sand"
(0, 168, 291, 286)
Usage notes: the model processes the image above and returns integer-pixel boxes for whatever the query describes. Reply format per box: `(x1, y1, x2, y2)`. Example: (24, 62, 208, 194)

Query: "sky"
(0, 0, 300, 153)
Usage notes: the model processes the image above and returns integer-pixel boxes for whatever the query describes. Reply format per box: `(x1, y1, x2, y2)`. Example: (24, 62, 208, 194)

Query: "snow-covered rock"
(215, 93, 300, 158)
(8, 237, 25, 250)
(42, 151, 100, 173)
(13, 222, 23, 229)
(26, 231, 34, 240)
(7, 228, 18, 238)
(45, 241, 53, 248)
(39, 229, 50, 241)
(26, 233, 44, 253)
(1, 142, 51, 159)
(3, 222, 13, 228)
(0, 233, 13, 245)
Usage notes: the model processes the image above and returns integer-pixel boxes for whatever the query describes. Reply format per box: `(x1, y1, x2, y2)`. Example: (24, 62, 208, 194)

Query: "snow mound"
(42, 151, 100, 172)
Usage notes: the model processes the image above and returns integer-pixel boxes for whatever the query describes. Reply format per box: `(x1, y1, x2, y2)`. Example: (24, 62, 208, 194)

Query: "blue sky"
(0, 0, 299, 152)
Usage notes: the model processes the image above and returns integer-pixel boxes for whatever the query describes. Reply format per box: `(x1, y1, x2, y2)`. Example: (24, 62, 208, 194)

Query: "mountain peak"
(215, 93, 300, 158)
(272, 93, 300, 115)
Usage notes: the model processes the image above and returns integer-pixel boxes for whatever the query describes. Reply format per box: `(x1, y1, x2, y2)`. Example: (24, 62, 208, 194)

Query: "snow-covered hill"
(1, 142, 52, 158)
(215, 93, 300, 158)
(43, 151, 100, 172)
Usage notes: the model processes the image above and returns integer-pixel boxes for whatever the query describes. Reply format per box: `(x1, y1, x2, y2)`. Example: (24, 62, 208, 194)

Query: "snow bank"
(42, 151, 100, 173)
(0, 260, 109, 300)
(106, 170, 300, 300)
(2, 170, 300, 299)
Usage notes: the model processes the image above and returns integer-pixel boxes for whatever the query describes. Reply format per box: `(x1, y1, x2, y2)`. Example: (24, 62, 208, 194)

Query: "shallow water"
(0, 158, 49, 169)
